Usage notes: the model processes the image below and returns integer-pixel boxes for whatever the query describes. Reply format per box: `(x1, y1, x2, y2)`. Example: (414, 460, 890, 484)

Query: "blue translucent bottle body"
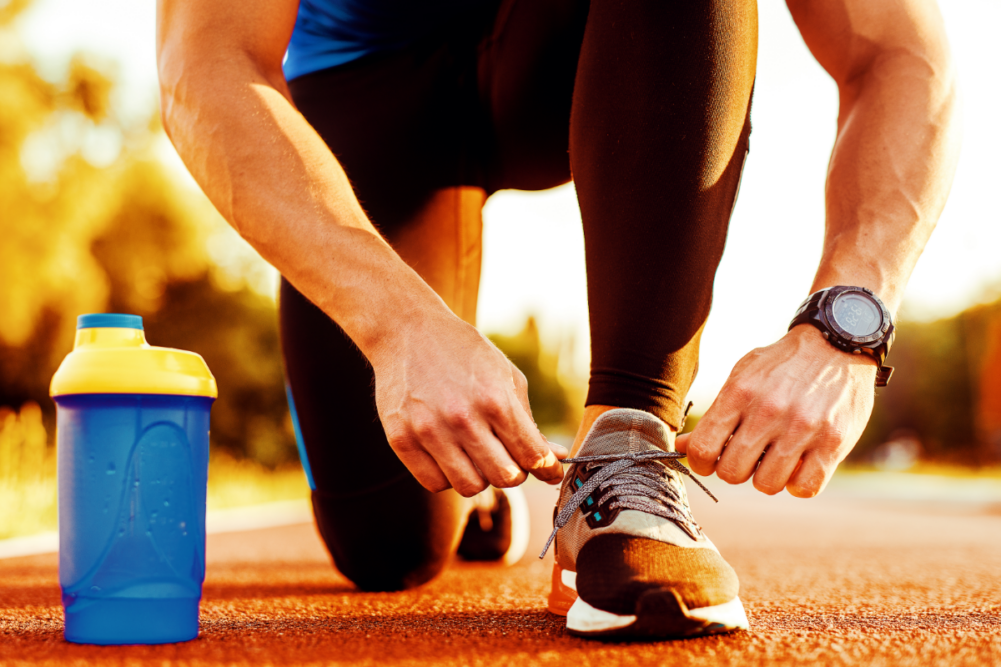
(50, 315, 217, 645)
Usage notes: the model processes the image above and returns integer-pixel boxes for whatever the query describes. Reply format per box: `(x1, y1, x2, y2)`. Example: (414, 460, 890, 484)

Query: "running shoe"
(541, 408, 748, 639)
(458, 486, 530, 565)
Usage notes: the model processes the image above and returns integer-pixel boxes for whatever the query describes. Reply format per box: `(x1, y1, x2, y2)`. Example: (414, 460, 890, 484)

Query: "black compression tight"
(281, 0, 757, 590)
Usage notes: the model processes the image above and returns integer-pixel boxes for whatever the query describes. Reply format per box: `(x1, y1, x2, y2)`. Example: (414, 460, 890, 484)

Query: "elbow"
(156, 46, 188, 142)
(837, 42, 958, 127)
(937, 53, 960, 123)
(158, 88, 177, 143)
(921, 34, 958, 119)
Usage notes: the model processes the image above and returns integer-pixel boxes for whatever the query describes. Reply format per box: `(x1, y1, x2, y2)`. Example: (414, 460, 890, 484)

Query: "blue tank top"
(284, 0, 480, 81)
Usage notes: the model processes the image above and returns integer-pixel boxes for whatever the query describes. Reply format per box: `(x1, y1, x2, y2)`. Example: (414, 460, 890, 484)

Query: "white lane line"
(0, 498, 313, 560)
(205, 499, 312, 535)
(0, 532, 59, 560)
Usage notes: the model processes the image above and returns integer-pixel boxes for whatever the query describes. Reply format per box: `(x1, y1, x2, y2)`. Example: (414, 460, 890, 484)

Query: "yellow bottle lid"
(50, 314, 218, 399)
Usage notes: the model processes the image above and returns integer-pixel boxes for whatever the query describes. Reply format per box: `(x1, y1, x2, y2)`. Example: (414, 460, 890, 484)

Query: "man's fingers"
(547, 439, 569, 460)
(511, 367, 534, 421)
(751, 445, 803, 495)
(490, 397, 563, 485)
(715, 422, 772, 485)
(495, 361, 564, 482)
(393, 445, 453, 494)
(675, 432, 690, 454)
(461, 427, 529, 488)
(420, 434, 489, 497)
(685, 392, 743, 476)
(786, 450, 833, 498)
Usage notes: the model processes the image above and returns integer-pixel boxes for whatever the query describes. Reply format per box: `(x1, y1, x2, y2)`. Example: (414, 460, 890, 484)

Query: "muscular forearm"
(799, 3, 961, 314)
(680, 0, 960, 498)
(157, 39, 453, 362)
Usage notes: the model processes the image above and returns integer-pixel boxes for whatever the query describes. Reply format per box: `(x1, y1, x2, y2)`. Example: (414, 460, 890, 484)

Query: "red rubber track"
(3, 481, 1001, 666)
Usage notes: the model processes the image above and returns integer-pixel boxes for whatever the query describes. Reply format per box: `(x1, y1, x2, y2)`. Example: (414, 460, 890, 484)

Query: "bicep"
(157, 0, 300, 88)
(785, 0, 951, 88)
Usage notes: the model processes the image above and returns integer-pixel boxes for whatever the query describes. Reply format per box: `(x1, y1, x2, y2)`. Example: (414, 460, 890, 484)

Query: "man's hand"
(371, 312, 566, 497)
(676, 325, 876, 498)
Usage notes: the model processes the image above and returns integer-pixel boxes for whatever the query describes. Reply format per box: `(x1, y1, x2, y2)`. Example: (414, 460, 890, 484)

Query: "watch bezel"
(820, 286, 892, 346)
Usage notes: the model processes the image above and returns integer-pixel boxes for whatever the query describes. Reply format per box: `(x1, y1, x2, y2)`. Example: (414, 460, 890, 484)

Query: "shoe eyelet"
(584, 503, 619, 529)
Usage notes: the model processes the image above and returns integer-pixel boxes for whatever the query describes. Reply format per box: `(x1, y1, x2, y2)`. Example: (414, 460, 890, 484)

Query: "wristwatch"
(788, 286, 895, 387)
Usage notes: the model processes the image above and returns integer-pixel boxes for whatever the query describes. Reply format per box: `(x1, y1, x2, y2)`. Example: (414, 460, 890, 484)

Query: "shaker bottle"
(50, 313, 217, 645)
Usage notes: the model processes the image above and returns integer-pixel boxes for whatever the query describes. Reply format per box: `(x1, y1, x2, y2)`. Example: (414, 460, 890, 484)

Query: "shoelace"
(539, 451, 718, 559)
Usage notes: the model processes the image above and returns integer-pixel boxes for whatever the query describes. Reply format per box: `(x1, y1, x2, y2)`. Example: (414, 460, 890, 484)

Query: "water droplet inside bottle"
(163, 500, 170, 507)
(106, 463, 116, 475)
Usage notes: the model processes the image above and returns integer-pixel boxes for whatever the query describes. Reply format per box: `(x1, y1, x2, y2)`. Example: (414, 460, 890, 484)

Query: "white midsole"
(561, 568, 577, 590)
(683, 596, 749, 628)
(566, 594, 749, 634)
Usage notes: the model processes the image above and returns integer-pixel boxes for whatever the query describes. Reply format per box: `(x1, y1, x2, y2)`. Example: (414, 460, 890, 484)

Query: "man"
(157, 0, 959, 639)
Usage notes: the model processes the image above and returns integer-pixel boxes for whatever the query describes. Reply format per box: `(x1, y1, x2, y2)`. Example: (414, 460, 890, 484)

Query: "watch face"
(831, 292, 882, 337)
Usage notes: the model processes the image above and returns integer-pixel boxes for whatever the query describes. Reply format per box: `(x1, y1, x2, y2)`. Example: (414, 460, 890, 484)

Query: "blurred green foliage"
(852, 299, 1001, 465)
(0, 1, 297, 466)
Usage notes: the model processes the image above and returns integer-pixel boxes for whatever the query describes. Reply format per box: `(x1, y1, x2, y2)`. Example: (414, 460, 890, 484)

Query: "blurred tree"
(0, 0, 296, 466)
(0, 55, 110, 350)
(140, 278, 295, 467)
(852, 299, 1001, 465)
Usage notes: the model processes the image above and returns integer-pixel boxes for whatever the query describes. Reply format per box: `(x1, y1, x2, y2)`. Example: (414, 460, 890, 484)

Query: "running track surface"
(3, 477, 1001, 666)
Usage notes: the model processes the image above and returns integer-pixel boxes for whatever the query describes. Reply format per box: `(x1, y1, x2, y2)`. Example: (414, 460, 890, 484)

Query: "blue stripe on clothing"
(285, 383, 316, 490)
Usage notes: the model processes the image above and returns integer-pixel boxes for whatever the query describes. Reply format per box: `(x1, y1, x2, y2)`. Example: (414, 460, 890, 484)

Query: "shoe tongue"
(577, 408, 675, 457)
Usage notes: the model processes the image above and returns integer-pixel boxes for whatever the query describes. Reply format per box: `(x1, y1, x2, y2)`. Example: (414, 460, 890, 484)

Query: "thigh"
(479, 0, 590, 192)
(391, 186, 486, 325)
(288, 38, 483, 233)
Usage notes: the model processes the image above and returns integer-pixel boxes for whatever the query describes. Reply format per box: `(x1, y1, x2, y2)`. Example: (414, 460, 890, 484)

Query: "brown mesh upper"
(576, 533, 740, 615)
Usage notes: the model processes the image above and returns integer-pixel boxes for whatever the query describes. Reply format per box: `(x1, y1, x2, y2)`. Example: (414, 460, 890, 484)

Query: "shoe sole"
(549, 563, 748, 639)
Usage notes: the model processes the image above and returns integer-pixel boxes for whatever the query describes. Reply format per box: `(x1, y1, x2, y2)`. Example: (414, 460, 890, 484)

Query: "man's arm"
(156, 0, 564, 495)
(677, 0, 960, 497)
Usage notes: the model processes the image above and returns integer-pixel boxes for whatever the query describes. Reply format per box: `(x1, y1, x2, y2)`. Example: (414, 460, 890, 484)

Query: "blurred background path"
(3, 474, 1000, 666)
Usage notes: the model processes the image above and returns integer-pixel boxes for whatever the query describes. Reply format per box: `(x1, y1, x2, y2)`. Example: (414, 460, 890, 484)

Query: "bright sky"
(15, 0, 1001, 409)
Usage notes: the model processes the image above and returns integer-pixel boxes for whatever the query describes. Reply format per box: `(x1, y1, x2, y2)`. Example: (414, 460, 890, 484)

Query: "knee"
(310, 483, 466, 592)
(334, 547, 451, 592)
